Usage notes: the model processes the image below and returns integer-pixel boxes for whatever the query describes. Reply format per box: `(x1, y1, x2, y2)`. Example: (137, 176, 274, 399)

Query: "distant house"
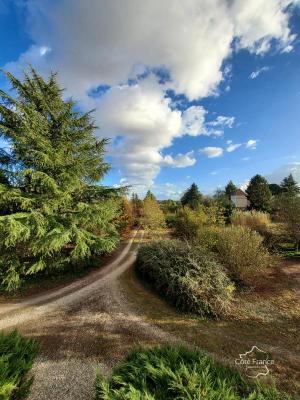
(230, 189, 249, 210)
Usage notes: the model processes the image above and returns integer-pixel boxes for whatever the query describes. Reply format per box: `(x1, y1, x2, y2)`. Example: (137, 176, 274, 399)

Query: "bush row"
(136, 240, 234, 318)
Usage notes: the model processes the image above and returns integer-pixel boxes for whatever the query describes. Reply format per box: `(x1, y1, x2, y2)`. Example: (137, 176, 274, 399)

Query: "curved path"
(0, 230, 179, 400)
(0, 231, 299, 399)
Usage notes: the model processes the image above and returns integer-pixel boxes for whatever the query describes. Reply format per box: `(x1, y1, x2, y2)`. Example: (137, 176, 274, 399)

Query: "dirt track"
(0, 230, 179, 400)
(0, 230, 299, 399)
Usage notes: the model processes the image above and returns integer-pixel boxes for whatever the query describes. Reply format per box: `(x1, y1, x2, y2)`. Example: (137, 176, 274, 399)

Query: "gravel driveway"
(0, 230, 178, 400)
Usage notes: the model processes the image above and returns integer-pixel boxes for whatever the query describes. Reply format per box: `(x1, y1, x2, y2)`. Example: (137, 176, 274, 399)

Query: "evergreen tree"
(130, 193, 143, 225)
(141, 195, 165, 231)
(268, 183, 282, 196)
(246, 174, 272, 212)
(225, 180, 237, 198)
(180, 183, 202, 210)
(144, 190, 156, 201)
(280, 174, 300, 196)
(0, 68, 121, 290)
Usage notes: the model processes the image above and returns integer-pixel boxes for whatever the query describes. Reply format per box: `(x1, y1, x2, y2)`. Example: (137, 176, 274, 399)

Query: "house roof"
(232, 189, 247, 196)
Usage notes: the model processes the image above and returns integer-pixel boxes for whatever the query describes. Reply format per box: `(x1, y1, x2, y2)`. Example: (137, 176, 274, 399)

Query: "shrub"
(136, 240, 233, 318)
(0, 330, 38, 399)
(95, 345, 292, 400)
(196, 226, 221, 252)
(173, 207, 206, 239)
(216, 226, 272, 285)
(231, 210, 270, 231)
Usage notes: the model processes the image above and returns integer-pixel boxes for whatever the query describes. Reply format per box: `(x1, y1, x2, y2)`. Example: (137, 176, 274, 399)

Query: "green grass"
(0, 330, 39, 399)
(94, 345, 293, 400)
(277, 243, 300, 258)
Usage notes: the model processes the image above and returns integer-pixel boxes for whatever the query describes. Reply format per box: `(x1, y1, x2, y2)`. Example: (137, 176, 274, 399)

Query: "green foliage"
(130, 193, 143, 226)
(159, 199, 180, 214)
(173, 205, 224, 240)
(0, 68, 121, 291)
(173, 207, 206, 239)
(214, 189, 235, 223)
(216, 226, 272, 285)
(0, 330, 38, 399)
(273, 194, 300, 250)
(136, 240, 233, 318)
(94, 345, 292, 400)
(268, 183, 282, 196)
(141, 196, 165, 231)
(280, 174, 300, 197)
(225, 180, 237, 197)
(180, 183, 202, 210)
(246, 175, 272, 212)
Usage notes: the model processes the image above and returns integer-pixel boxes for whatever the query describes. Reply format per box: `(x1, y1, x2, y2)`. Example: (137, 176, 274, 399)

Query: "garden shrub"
(136, 240, 234, 318)
(0, 330, 38, 399)
(95, 345, 292, 400)
(231, 210, 270, 231)
(231, 211, 282, 250)
(196, 226, 221, 252)
(173, 207, 206, 239)
(216, 226, 272, 285)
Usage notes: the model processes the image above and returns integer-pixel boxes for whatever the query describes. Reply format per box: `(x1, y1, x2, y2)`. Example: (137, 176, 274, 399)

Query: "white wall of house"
(231, 195, 248, 209)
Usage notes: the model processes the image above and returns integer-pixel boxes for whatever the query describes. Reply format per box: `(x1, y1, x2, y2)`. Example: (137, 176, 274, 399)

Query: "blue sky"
(0, 1, 300, 199)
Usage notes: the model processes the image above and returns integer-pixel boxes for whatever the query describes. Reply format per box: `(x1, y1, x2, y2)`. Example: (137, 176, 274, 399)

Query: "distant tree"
(246, 175, 272, 212)
(160, 199, 181, 214)
(144, 190, 156, 201)
(0, 68, 121, 290)
(225, 180, 237, 198)
(268, 183, 282, 196)
(141, 195, 165, 231)
(119, 197, 133, 235)
(131, 193, 143, 226)
(280, 174, 300, 197)
(180, 183, 203, 210)
(273, 194, 300, 251)
(214, 189, 235, 223)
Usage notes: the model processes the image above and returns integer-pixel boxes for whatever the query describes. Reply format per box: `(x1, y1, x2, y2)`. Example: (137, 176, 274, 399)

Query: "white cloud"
(207, 115, 235, 128)
(246, 139, 259, 149)
(162, 151, 196, 168)
(266, 162, 300, 184)
(4, 0, 300, 189)
(181, 106, 207, 136)
(200, 147, 224, 158)
(249, 66, 270, 79)
(227, 143, 241, 152)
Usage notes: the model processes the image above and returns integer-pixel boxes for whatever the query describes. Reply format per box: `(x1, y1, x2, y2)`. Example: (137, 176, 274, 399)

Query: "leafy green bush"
(216, 226, 272, 285)
(173, 207, 206, 239)
(0, 330, 38, 399)
(136, 240, 234, 318)
(196, 226, 221, 252)
(95, 345, 292, 400)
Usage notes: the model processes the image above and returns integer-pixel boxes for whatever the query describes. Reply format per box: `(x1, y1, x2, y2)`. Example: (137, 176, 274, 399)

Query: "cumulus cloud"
(4, 0, 299, 188)
(200, 147, 224, 158)
(246, 139, 259, 149)
(162, 151, 196, 168)
(266, 162, 300, 184)
(249, 66, 270, 79)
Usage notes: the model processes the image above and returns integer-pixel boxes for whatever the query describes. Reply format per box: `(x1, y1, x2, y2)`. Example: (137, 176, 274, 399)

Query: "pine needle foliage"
(0, 68, 121, 290)
(94, 345, 293, 400)
(0, 330, 38, 399)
